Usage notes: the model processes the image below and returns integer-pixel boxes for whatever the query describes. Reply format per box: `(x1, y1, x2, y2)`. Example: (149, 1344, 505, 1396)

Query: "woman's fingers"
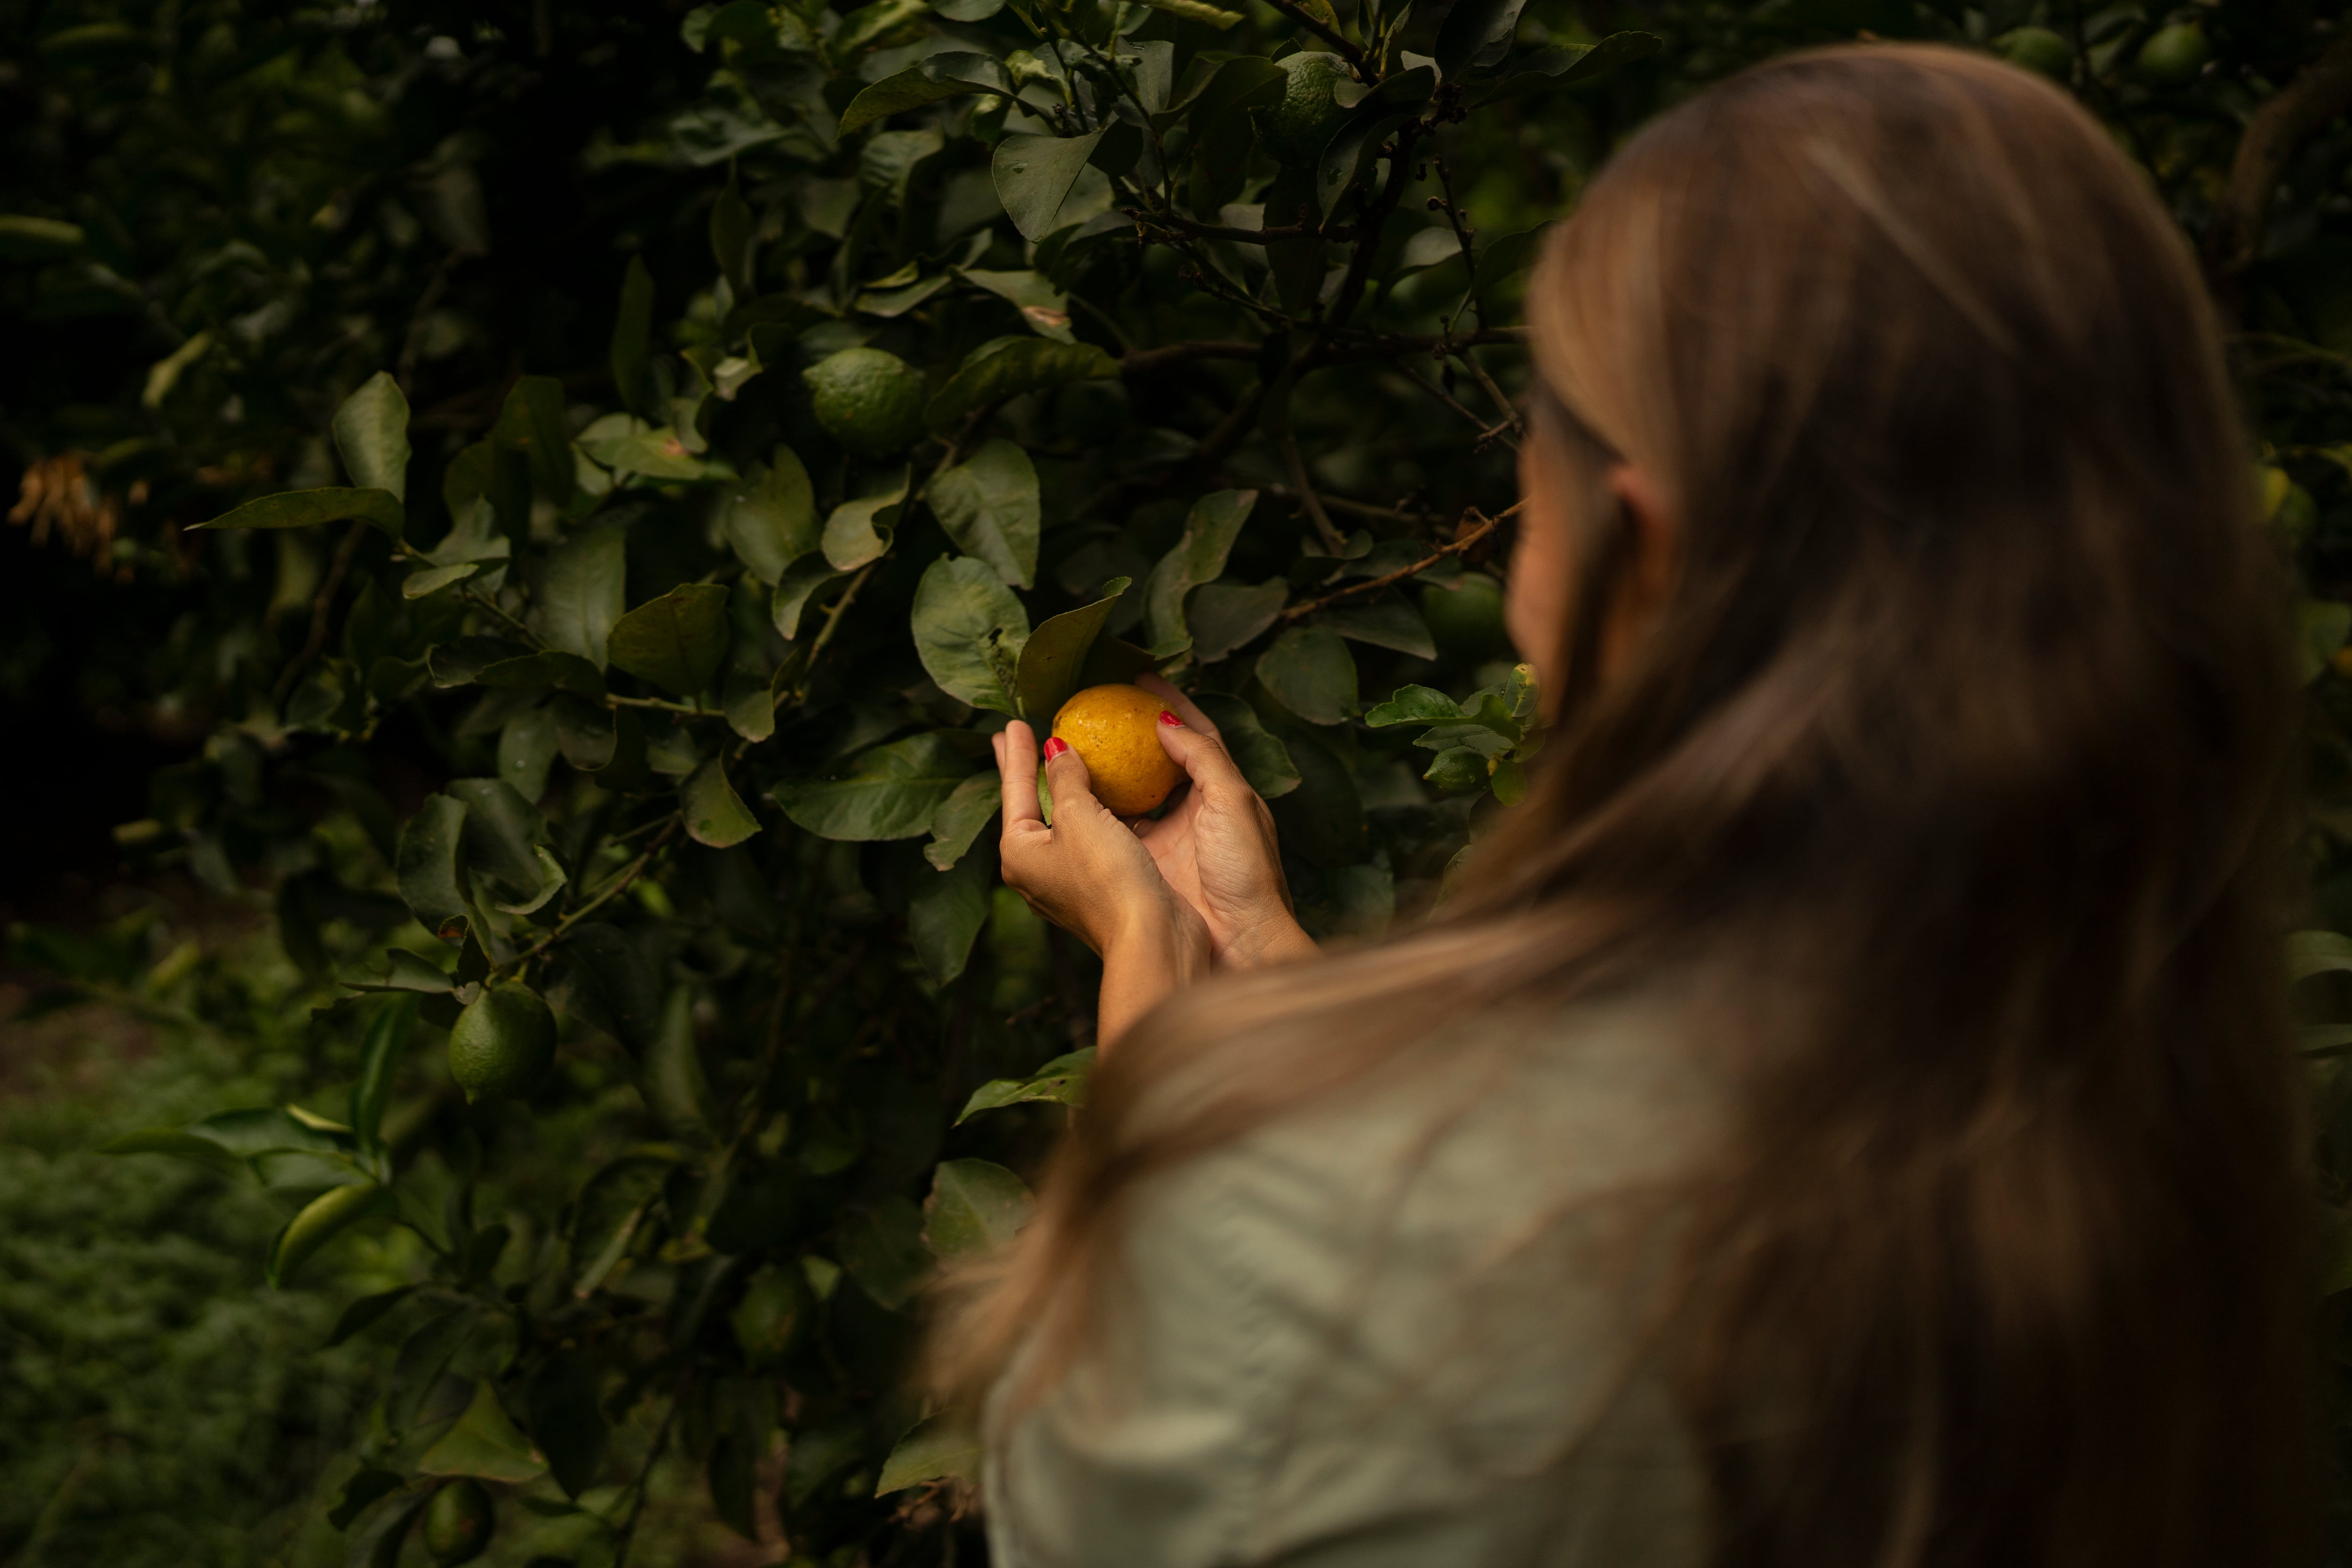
(998, 721, 1043, 832)
(1041, 736, 1107, 823)
(1137, 673, 1218, 740)
(1151, 706, 1255, 805)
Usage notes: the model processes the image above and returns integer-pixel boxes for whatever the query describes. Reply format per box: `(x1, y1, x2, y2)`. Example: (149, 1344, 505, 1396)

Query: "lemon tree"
(8, 0, 2352, 1561)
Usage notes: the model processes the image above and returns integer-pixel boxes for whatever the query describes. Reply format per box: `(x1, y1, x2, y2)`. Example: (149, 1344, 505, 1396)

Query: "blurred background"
(3, 0, 2350, 1564)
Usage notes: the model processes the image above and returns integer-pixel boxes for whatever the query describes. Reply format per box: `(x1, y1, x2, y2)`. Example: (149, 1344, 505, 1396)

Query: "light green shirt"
(985, 988, 1718, 1567)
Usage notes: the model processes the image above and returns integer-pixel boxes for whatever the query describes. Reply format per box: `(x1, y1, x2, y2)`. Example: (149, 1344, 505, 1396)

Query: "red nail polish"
(1041, 736, 1070, 761)
(1158, 710, 1181, 727)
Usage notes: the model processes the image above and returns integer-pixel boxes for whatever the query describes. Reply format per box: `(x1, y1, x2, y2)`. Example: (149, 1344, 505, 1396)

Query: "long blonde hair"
(942, 45, 2314, 1566)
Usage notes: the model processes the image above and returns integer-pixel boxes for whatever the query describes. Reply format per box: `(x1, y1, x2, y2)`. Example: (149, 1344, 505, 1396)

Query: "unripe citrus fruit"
(2137, 22, 2209, 84)
(422, 1477, 494, 1566)
(803, 347, 925, 455)
(1995, 26, 2073, 80)
(1420, 573, 1510, 661)
(1051, 684, 1181, 816)
(1256, 52, 1352, 167)
(731, 1264, 815, 1372)
(448, 983, 556, 1104)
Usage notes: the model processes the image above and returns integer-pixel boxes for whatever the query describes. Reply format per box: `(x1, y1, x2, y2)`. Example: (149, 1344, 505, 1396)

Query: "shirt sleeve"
(983, 1018, 1714, 1568)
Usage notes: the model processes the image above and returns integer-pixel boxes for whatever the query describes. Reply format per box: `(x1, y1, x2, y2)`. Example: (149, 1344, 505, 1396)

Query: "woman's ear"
(1600, 463, 1678, 672)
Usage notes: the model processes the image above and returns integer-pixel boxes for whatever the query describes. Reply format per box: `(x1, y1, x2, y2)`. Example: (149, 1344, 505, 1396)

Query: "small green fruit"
(731, 1264, 815, 1372)
(803, 347, 926, 456)
(2136, 22, 2210, 85)
(422, 1478, 494, 1566)
(1255, 52, 1353, 168)
(1995, 26, 2074, 81)
(1420, 573, 1511, 662)
(448, 983, 556, 1104)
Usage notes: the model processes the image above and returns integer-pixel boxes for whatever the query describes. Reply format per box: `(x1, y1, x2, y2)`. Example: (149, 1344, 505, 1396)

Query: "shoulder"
(985, 979, 1721, 1568)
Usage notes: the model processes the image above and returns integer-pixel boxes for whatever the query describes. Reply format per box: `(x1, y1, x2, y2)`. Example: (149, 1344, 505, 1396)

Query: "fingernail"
(1041, 736, 1070, 761)
(1158, 710, 1182, 727)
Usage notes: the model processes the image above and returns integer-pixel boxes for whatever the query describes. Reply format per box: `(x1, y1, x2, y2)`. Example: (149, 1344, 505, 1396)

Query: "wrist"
(1220, 911, 1319, 969)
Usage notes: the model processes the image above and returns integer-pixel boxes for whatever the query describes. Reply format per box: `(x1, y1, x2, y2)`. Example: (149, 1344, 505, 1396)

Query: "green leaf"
(446, 777, 556, 910)
(910, 843, 994, 985)
(838, 1194, 932, 1311)
(327, 1468, 408, 1531)
(2301, 600, 2350, 684)
(721, 446, 818, 583)
(1014, 576, 1131, 725)
(925, 772, 1000, 870)
(921, 1157, 1033, 1259)
(928, 439, 1041, 588)
(547, 924, 661, 1056)
(1271, 727, 1365, 868)
(403, 562, 479, 599)
(494, 374, 574, 501)
(527, 524, 626, 669)
(992, 128, 1109, 242)
(343, 1485, 432, 1568)
(724, 666, 776, 742)
(838, 52, 1015, 136)
(350, 994, 415, 1150)
(1194, 693, 1299, 799)
(396, 793, 470, 940)
(270, 1182, 394, 1287)
(959, 269, 1074, 343)
(821, 468, 909, 571)
(0, 213, 86, 259)
(1364, 684, 1465, 726)
(528, 1351, 610, 1499)
(1315, 589, 1435, 658)
(2290, 930, 2352, 982)
(913, 555, 1029, 713)
(1255, 625, 1357, 724)
(646, 987, 720, 1142)
(552, 693, 618, 771)
(833, 0, 931, 55)
(956, 1048, 1096, 1122)
(326, 1286, 417, 1348)
(772, 732, 975, 840)
(711, 175, 754, 295)
(1423, 743, 1489, 794)
(773, 556, 849, 639)
(1133, 0, 1243, 25)
(1188, 580, 1288, 663)
(477, 649, 607, 698)
(927, 336, 1120, 431)
(877, 1415, 983, 1495)
(191, 486, 404, 541)
(568, 1154, 674, 1291)
(418, 1379, 549, 1484)
(682, 759, 762, 847)
(333, 373, 411, 502)
(1436, 0, 1530, 78)
(611, 255, 655, 418)
(1144, 489, 1256, 651)
(607, 582, 730, 696)
(1476, 30, 1666, 104)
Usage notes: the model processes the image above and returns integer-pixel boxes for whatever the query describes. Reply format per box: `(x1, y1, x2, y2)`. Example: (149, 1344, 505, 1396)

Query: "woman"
(952, 44, 2315, 1568)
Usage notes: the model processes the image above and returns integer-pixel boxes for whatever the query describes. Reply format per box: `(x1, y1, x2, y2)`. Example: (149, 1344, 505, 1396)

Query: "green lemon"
(2136, 22, 2210, 84)
(422, 1478, 494, 1567)
(1995, 26, 2074, 81)
(1420, 573, 1511, 662)
(731, 1264, 815, 1372)
(803, 346, 926, 455)
(448, 983, 556, 1104)
(1256, 52, 1352, 168)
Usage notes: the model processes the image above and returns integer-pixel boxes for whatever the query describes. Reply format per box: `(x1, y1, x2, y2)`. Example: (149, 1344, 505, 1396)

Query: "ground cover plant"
(5, 0, 2352, 1561)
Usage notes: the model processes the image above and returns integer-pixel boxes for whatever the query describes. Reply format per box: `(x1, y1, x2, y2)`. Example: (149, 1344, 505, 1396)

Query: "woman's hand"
(1129, 676, 1319, 970)
(994, 720, 1211, 1047)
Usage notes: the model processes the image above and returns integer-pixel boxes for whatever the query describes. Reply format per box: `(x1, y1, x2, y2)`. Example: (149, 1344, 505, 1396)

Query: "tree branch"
(1263, 0, 1370, 78)
(2205, 30, 2352, 292)
(1280, 500, 1523, 622)
(1127, 209, 1359, 246)
(1282, 432, 1348, 552)
(271, 519, 370, 707)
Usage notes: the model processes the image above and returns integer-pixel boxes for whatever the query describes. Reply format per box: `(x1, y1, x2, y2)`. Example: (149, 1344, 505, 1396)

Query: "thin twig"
(396, 253, 461, 394)
(501, 817, 682, 979)
(1263, 0, 1370, 77)
(1393, 359, 1518, 451)
(2204, 28, 2352, 294)
(1117, 327, 1526, 378)
(1452, 345, 1523, 438)
(272, 520, 370, 706)
(1322, 121, 1423, 334)
(1282, 432, 1348, 553)
(1127, 209, 1358, 246)
(1280, 500, 1522, 621)
(1260, 484, 1431, 525)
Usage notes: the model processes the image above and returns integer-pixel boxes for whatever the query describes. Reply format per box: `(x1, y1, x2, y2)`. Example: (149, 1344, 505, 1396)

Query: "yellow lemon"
(1052, 683, 1181, 815)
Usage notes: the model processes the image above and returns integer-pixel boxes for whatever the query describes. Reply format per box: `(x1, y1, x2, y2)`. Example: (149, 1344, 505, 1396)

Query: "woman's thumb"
(1041, 736, 1102, 816)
